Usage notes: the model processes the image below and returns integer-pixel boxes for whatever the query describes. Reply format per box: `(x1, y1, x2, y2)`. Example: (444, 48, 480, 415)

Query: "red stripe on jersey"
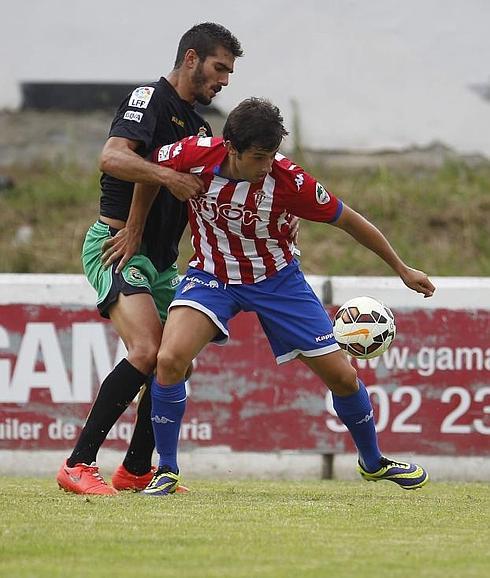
(243, 182, 274, 278)
(189, 174, 226, 282)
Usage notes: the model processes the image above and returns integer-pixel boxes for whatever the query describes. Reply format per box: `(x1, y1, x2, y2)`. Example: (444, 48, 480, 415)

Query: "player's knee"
(329, 364, 359, 396)
(156, 349, 188, 384)
(126, 341, 159, 375)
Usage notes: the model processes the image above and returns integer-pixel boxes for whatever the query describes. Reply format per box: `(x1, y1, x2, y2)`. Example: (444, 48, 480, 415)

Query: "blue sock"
(150, 378, 187, 472)
(332, 380, 382, 472)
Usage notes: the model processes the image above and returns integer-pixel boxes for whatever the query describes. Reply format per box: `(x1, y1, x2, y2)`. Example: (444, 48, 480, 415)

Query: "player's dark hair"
(223, 98, 289, 153)
(174, 22, 243, 67)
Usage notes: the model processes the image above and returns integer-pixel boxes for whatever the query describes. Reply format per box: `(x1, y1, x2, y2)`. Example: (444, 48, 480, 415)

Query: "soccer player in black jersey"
(57, 23, 243, 495)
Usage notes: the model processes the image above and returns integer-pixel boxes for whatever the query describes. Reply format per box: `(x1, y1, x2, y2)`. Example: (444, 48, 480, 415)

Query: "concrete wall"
(2, 0, 490, 156)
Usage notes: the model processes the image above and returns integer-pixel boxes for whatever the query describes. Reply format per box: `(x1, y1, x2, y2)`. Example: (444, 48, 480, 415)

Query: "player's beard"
(191, 62, 219, 105)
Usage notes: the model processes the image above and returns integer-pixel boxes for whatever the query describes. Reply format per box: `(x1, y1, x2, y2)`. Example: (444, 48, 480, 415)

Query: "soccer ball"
(332, 296, 396, 359)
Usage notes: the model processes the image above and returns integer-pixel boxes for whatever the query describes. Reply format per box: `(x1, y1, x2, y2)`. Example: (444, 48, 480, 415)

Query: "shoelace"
(154, 467, 178, 477)
(380, 458, 407, 469)
(84, 465, 108, 485)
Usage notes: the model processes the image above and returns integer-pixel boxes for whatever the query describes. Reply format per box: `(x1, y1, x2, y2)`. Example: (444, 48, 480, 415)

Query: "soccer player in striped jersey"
(128, 98, 435, 495)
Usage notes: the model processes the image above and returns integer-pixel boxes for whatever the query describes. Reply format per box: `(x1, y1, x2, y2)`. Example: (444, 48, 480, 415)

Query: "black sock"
(66, 359, 148, 467)
(122, 377, 155, 476)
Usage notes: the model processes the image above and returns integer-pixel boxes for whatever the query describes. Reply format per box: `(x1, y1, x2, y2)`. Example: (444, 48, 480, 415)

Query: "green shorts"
(82, 220, 180, 320)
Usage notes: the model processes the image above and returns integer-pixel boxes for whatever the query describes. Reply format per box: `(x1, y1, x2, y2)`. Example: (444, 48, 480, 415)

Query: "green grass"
(0, 163, 100, 273)
(1, 159, 490, 275)
(0, 478, 488, 578)
(295, 160, 490, 277)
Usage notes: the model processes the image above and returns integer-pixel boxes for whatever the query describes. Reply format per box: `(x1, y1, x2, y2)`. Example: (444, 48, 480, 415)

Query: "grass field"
(1, 159, 489, 275)
(1, 478, 488, 578)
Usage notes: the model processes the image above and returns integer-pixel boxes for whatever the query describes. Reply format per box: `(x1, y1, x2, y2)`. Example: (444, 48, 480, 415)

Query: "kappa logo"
(355, 410, 374, 425)
(315, 182, 330, 204)
(315, 332, 334, 343)
(123, 110, 143, 123)
(181, 280, 196, 294)
(128, 86, 155, 109)
(172, 142, 183, 158)
(197, 125, 208, 137)
(294, 173, 304, 191)
(182, 276, 219, 291)
(151, 415, 175, 424)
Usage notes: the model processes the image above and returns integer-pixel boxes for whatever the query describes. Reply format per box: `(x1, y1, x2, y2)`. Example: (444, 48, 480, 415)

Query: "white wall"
(2, 0, 490, 156)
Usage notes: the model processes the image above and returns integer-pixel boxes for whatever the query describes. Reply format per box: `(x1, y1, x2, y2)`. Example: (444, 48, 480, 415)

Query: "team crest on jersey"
(197, 126, 208, 137)
(126, 267, 148, 285)
(254, 189, 266, 207)
(129, 86, 155, 109)
(315, 182, 330, 204)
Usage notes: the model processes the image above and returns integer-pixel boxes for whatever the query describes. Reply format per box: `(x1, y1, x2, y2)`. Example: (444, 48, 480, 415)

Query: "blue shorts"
(170, 260, 340, 364)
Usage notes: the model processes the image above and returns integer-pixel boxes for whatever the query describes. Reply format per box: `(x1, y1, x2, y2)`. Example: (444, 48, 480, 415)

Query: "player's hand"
(164, 171, 205, 201)
(288, 216, 300, 245)
(101, 227, 142, 273)
(400, 267, 436, 298)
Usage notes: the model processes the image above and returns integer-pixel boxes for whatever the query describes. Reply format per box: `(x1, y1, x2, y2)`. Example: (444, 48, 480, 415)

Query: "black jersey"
(99, 77, 212, 272)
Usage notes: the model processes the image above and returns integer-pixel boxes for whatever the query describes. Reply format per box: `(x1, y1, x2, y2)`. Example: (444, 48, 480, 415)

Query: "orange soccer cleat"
(57, 461, 118, 495)
(112, 463, 189, 493)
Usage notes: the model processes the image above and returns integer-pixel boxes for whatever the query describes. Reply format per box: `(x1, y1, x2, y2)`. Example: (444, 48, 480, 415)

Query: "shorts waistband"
(97, 219, 121, 237)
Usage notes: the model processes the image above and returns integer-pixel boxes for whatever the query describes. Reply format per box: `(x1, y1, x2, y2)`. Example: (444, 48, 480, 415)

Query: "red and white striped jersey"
(153, 136, 343, 284)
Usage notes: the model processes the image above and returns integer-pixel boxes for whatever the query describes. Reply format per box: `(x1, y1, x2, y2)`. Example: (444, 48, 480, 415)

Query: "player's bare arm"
(102, 183, 161, 272)
(288, 216, 300, 244)
(99, 136, 204, 200)
(332, 204, 435, 297)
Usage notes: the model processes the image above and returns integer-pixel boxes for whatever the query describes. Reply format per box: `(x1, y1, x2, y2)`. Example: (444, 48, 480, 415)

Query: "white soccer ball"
(333, 296, 396, 359)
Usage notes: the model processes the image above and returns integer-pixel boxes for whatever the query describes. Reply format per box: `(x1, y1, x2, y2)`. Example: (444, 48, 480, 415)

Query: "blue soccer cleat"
(358, 457, 429, 490)
(141, 467, 181, 496)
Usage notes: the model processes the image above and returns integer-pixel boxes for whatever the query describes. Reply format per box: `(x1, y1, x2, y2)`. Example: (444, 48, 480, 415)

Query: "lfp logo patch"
(129, 86, 155, 109)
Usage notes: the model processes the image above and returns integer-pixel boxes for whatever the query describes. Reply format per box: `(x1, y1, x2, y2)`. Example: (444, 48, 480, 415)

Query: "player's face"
(191, 47, 235, 105)
(234, 147, 277, 182)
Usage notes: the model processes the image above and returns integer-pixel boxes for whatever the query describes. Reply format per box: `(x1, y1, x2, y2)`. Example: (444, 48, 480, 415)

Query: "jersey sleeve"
(276, 157, 343, 223)
(151, 137, 193, 172)
(108, 85, 159, 149)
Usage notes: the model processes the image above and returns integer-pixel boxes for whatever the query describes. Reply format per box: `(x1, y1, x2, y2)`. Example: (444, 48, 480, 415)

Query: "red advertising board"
(0, 303, 489, 455)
